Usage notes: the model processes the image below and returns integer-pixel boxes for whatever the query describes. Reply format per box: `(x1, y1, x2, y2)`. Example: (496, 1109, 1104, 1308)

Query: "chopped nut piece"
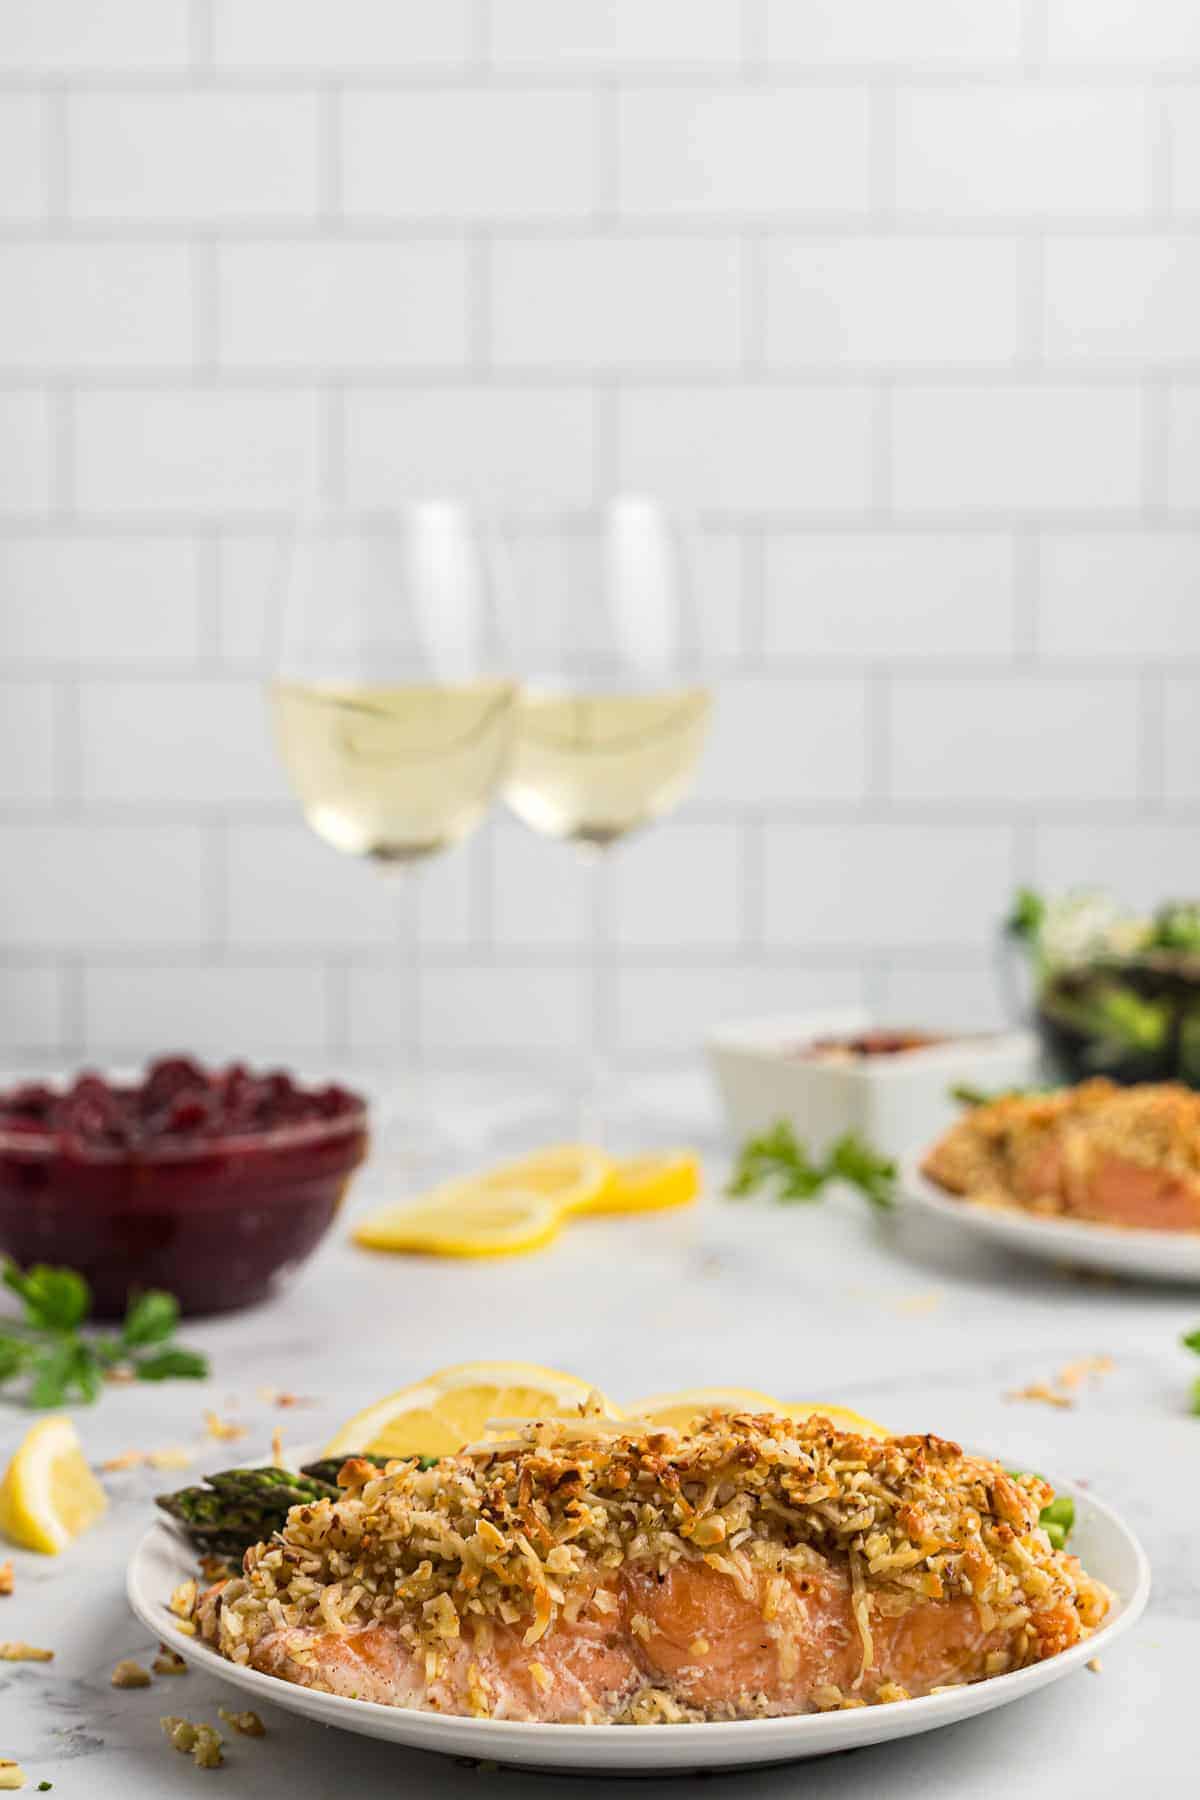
(152, 1645, 188, 1676)
(111, 1658, 152, 1689)
(0, 1564, 12, 1597)
(218, 1706, 265, 1736)
(1087, 1656, 1103, 1673)
(0, 1760, 25, 1790)
(270, 1428, 284, 1465)
(162, 1717, 223, 1769)
(169, 1578, 198, 1621)
(204, 1412, 246, 1444)
(198, 1556, 233, 1584)
(0, 1643, 52, 1662)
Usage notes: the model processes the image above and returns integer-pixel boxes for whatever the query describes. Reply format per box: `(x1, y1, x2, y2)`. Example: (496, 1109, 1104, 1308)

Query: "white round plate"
(903, 1156, 1200, 1285)
(128, 1464, 1149, 1775)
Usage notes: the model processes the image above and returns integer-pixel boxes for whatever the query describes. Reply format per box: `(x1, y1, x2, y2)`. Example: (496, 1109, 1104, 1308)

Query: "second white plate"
(903, 1157, 1200, 1284)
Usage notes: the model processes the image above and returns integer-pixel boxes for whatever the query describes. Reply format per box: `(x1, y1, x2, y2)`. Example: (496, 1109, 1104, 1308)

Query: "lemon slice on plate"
(323, 1361, 620, 1460)
(624, 1386, 785, 1432)
(573, 1150, 701, 1217)
(473, 1144, 615, 1214)
(778, 1402, 889, 1439)
(0, 1415, 108, 1555)
(625, 1388, 889, 1440)
(353, 1186, 562, 1258)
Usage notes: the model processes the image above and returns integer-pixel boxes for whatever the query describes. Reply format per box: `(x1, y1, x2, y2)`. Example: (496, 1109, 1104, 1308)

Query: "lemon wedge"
(626, 1388, 889, 1440)
(323, 1360, 620, 1460)
(473, 1144, 615, 1214)
(0, 1416, 108, 1555)
(576, 1150, 701, 1216)
(353, 1186, 562, 1258)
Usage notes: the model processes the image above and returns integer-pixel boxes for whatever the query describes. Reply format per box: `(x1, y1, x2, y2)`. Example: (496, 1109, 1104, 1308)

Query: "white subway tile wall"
(0, 0, 1196, 1072)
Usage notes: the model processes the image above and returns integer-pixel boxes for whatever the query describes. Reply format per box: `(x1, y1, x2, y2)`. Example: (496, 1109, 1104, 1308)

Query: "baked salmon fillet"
(200, 1414, 1108, 1723)
(923, 1079, 1200, 1233)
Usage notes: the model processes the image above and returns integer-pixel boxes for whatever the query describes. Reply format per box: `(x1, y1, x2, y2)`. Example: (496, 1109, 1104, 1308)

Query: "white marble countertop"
(1, 1074, 1196, 1798)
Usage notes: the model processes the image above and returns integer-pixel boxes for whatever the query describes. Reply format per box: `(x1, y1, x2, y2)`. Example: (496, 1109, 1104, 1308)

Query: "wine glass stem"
(376, 865, 428, 1167)
(580, 842, 615, 1145)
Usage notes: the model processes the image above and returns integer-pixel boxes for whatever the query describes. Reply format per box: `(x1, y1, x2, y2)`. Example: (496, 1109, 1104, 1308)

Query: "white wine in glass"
(504, 687, 713, 850)
(501, 498, 713, 1137)
(271, 678, 515, 864)
(269, 503, 516, 1155)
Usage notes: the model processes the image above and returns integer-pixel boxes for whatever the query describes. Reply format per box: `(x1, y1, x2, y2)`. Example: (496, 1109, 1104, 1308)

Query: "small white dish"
(904, 1157, 1200, 1285)
(128, 1463, 1148, 1775)
(708, 1009, 1037, 1161)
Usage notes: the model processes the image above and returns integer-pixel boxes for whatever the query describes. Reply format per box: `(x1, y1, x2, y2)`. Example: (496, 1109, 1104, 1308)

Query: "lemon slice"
(626, 1388, 889, 1440)
(572, 1150, 701, 1217)
(353, 1186, 562, 1258)
(474, 1144, 615, 1214)
(0, 1416, 108, 1555)
(778, 1402, 889, 1439)
(323, 1361, 620, 1460)
(624, 1386, 785, 1432)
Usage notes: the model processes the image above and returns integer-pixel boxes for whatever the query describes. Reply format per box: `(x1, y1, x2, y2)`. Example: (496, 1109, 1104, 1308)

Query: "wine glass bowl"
(270, 504, 516, 867)
(502, 499, 713, 851)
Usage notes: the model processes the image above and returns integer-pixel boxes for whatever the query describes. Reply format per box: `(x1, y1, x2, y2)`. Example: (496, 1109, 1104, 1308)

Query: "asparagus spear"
(156, 1454, 437, 1563)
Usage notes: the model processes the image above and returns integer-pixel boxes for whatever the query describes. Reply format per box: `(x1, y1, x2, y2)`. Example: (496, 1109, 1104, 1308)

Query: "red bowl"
(0, 1074, 369, 1318)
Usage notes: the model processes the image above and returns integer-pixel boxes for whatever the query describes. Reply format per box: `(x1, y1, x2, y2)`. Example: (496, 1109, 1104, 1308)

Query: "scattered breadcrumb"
(257, 1388, 313, 1409)
(1057, 1356, 1114, 1391)
(0, 1564, 12, 1597)
(0, 1761, 25, 1791)
(104, 1365, 137, 1385)
(204, 1412, 247, 1444)
(1006, 1382, 1073, 1410)
(0, 1643, 52, 1663)
(218, 1706, 264, 1736)
(152, 1645, 188, 1676)
(102, 1447, 196, 1474)
(161, 1718, 223, 1769)
(1008, 1355, 1114, 1410)
(1087, 1656, 1103, 1673)
(111, 1659, 151, 1689)
(101, 1450, 146, 1472)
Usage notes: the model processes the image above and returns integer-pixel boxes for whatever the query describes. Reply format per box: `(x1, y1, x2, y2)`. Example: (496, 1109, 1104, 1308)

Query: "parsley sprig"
(1183, 1328, 1200, 1416)
(0, 1262, 208, 1408)
(726, 1121, 896, 1212)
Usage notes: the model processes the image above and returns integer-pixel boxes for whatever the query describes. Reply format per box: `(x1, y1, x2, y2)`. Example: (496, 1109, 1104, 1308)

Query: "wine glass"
(500, 497, 713, 1143)
(268, 501, 516, 1157)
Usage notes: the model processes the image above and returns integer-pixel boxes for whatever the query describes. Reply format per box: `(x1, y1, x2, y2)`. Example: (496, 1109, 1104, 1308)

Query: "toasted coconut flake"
(0, 1643, 52, 1663)
(204, 1412, 247, 1444)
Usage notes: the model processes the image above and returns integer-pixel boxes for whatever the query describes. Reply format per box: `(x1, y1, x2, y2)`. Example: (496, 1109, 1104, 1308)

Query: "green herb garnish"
(1182, 1329, 1200, 1414)
(727, 1121, 895, 1212)
(0, 1261, 208, 1408)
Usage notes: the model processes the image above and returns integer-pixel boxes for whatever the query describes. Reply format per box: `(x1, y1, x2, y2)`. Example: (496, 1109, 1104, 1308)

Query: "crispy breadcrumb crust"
(205, 1413, 1107, 1708)
(923, 1078, 1200, 1219)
